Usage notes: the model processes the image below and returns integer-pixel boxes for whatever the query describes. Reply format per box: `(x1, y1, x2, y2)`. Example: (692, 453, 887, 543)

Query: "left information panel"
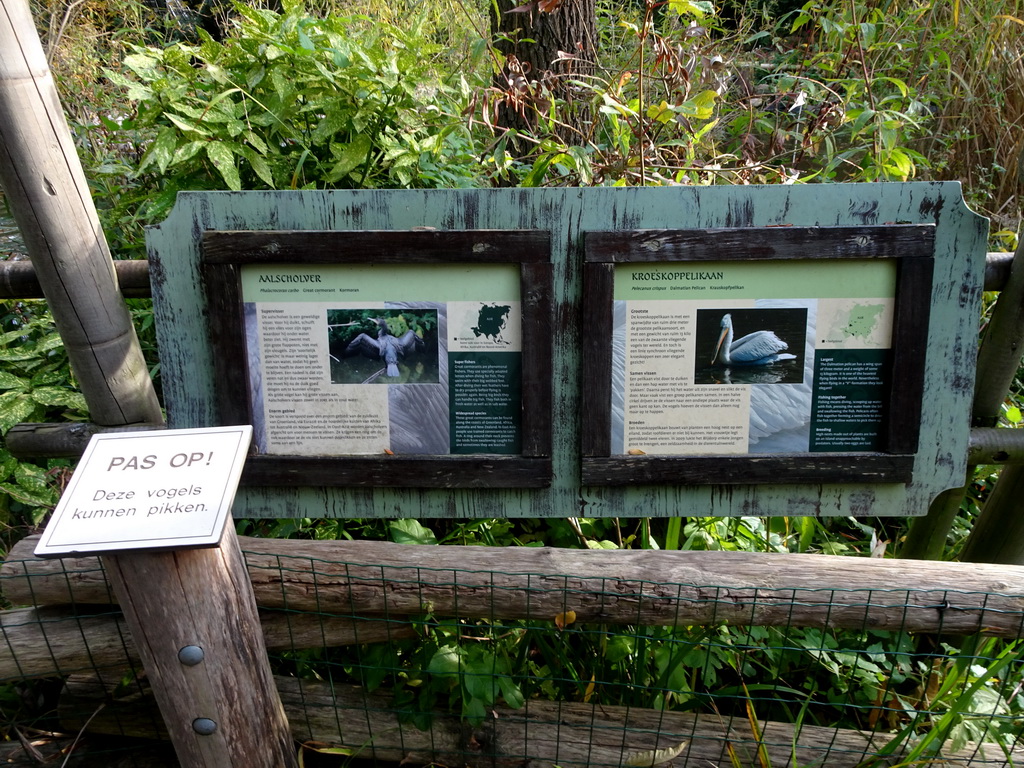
(243, 263, 522, 456)
(200, 229, 553, 489)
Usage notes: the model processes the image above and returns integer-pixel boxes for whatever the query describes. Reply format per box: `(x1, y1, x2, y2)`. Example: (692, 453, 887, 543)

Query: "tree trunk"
(490, 0, 596, 148)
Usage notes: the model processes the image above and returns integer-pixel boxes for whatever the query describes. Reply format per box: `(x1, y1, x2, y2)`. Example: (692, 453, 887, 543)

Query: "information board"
(147, 184, 987, 517)
(200, 229, 553, 489)
(611, 259, 896, 455)
(241, 263, 523, 456)
(581, 226, 933, 486)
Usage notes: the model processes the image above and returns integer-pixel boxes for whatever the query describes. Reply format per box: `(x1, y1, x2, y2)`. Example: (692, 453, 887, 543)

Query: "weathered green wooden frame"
(580, 225, 935, 486)
(200, 229, 554, 489)
(148, 185, 987, 518)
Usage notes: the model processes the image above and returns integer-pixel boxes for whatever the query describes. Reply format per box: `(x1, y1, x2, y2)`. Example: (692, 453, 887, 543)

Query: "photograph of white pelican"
(694, 308, 808, 386)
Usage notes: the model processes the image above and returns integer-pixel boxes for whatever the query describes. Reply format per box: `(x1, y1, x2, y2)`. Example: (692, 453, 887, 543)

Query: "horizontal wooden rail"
(0, 252, 1013, 300)
(0, 258, 151, 299)
(0, 605, 413, 680)
(60, 673, 1024, 768)
(5, 535, 1024, 638)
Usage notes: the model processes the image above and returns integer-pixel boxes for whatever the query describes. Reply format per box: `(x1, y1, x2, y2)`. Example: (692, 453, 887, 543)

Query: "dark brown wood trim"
(521, 261, 553, 457)
(585, 225, 935, 262)
(581, 263, 614, 457)
(886, 256, 933, 454)
(202, 230, 551, 264)
(242, 455, 552, 488)
(582, 454, 915, 486)
(203, 263, 252, 427)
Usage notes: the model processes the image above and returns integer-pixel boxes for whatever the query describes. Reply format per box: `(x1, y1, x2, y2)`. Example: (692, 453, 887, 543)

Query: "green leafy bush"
(0, 302, 87, 533)
(108, 0, 482, 192)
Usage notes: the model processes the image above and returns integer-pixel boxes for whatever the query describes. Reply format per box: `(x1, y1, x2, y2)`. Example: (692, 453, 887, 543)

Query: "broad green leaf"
(0, 448, 19, 480)
(389, 518, 436, 545)
(123, 53, 160, 76)
(0, 481, 54, 508)
(14, 461, 49, 497)
(0, 393, 39, 433)
(498, 676, 525, 709)
(105, 69, 155, 100)
(29, 387, 89, 412)
(270, 67, 294, 99)
(36, 334, 65, 353)
(139, 127, 179, 174)
(311, 110, 348, 144)
(327, 134, 372, 183)
(427, 645, 462, 676)
(646, 100, 675, 124)
(172, 140, 206, 166)
(0, 371, 29, 391)
(244, 131, 269, 155)
(463, 663, 498, 705)
(166, 113, 211, 136)
(206, 142, 242, 190)
(667, 0, 714, 17)
(205, 63, 230, 85)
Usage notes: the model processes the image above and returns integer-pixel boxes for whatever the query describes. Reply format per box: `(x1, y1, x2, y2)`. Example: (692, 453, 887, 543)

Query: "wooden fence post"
(902, 236, 1024, 561)
(0, 3, 298, 763)
(104, 526, 298, 767)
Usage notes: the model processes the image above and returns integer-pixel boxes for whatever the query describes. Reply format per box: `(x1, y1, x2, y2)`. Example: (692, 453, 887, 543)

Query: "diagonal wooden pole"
(0, 0, 161, 426)
(0, 3, 297, 764)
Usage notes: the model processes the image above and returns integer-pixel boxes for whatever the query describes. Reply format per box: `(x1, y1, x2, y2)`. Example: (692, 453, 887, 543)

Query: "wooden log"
(60, 674, 1024, 768)
(0, 0, 162, 427)
(100, 526, 298, 767)
(0, 259, 152, 299)
(3, 251, 1009, 302)
(7, 535, 1024, 637)
(4, 422, 165, 459)
(0, 605, 414, 680)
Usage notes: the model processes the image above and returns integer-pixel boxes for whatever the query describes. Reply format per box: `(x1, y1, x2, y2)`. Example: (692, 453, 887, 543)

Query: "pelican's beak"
(712, 327, 728, 364)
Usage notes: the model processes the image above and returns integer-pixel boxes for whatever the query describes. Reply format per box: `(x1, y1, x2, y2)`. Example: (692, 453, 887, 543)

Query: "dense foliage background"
(1, 0, 1023, 761)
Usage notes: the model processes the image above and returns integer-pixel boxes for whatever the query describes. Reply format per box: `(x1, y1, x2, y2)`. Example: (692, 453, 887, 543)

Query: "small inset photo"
(327, 309, 440, 384)
(694, 307, 807, 385)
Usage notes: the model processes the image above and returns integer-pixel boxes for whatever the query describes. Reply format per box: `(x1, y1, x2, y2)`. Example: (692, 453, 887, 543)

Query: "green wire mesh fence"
(2, 536, 1023, 767)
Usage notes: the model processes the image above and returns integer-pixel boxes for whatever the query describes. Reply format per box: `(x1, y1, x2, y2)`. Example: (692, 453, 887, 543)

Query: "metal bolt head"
(178, 645, 205, 666)
(192, 718, 217, 736)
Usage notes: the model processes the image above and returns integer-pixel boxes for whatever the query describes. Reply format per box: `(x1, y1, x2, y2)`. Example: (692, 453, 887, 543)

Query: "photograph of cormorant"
(694, 307, 808, 386)
(328, 309, 440, 384)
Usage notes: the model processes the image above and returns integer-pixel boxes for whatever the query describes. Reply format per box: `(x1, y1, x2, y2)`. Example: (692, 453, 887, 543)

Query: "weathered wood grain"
(0, 605, 414, 680)
(101, 528, 296, 767)
(148, 185, 987, 518)
(584, 224, 935, 261)
(202, 229, 551, 263)
(6, 536, 1024, 637)
(61, 674, 1024, 768)
(0, 0, 161, 427)
(0, 259, 151, 299)
(581, 453, 915, 485)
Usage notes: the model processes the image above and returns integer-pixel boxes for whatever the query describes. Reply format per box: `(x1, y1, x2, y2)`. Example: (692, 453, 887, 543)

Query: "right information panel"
(611, 259, 896, 456)
(582, 225, 934, 487)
